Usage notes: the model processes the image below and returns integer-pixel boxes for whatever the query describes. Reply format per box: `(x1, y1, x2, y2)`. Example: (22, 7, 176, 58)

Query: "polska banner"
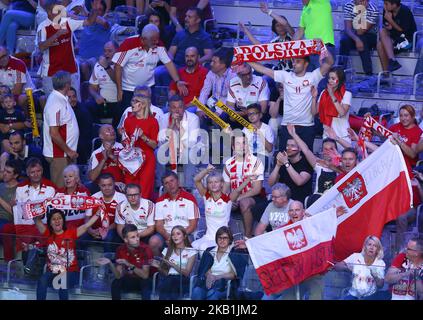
(307, 140, 412, 261)
(246, 208, 337, 296)
(232, 39, 328, 66)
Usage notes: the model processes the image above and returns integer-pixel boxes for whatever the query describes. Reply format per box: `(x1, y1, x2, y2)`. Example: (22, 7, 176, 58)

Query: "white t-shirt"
(117, 105, 164, 129)
(89, 63, 118, 103)
(223, 154, 264, 194)
(210, 246, 234, 276)
(227, 75, 269, 107)
(203, 192, 232, 239)
(344, 252, 385, 298)
(242, 122, 275, 157)
(42, 90, 79, 158)
(112, 36, 171, 90)
(115, 198, 155, 232)
(274, 68, 324, 126)
(162, 247, 197, 275)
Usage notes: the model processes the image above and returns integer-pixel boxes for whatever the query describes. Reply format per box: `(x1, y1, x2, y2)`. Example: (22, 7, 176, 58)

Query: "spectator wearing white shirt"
(88, 41, 121, 126)
(42, 71, 79, 188)
(248, 49, 334, 151)
(112, 24, 187, 124)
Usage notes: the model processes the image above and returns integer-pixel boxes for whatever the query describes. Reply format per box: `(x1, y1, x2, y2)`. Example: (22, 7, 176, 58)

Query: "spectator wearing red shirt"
(169, 47, 208, 111)
(97, 224, 153, 300)
(33, 208, 100, 300)
(123, 94, 159, 200)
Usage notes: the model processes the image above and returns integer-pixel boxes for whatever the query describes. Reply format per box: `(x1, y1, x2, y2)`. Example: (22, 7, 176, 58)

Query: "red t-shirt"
(169, 65, 208, 106)
(43, 228, 79, 273)
(116, 243, 153, 277)
(389, 123, 423, 178)
(90, 143, 125, 183)
(123, 114, 159, 156)
(91, 192, 125, 230)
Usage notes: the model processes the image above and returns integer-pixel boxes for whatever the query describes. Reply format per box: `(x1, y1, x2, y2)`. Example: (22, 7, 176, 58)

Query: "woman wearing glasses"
(191, 226, 248, 300)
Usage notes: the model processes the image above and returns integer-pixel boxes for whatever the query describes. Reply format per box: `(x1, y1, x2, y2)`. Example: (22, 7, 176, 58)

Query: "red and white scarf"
(118, 127, 145, 176)
(358, 116, 393, 159)
(232, 39, 328, 66)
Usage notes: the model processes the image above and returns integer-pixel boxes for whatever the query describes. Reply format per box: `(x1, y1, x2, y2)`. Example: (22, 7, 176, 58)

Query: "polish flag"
(307, 140, 412, 261)
(246, 208, 337, 296)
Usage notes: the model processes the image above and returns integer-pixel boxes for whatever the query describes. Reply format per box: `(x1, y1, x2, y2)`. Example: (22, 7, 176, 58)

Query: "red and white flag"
(246, 208, 337, 296)
(307, 140, 412, 261)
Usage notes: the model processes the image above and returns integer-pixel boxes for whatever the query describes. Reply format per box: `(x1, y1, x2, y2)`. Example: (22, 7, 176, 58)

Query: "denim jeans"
(339, 32, 377, 75)
(191, 285, 227, 300)
(36, 271, 79, 300)
(111, 276, 152, 300)
(0, 10, 35, 53)
(158, 274, 190, 300)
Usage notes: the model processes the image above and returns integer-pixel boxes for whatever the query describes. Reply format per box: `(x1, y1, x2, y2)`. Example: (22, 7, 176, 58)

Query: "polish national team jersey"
(115, 198, 155, 232)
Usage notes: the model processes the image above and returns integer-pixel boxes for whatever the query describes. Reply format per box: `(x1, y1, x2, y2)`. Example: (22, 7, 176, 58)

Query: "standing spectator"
(255, 183, 293, 236)
(318, 67, 352, 148)
(123, 93, 159, 200)
(155, 171, 199, 248)
(84, 173, 126, 252)
(37, 0, 98, 97)
(42, 71, 79, 188)
(339, 0, 379, 75)
(335, 147, 359, 183)
(248, 48, 334, 151)
(335, 235, 387, 300)
(0, 0, 37, 53)
(169, 0, 213, 32)
(138, 10, 174, 49)
(115, 183, 156, 250)
(147, 1, 171, 27)
(385, 237, 423, 300)
(112, 23, 186, 120)
(88, 41, 120, 127)
(222, 133, 265, 238)
(66, 86, 93, 165)
(157, 95, 200, 190)
(152, 225, 197, 300)
(33, 209, 100, 300)
(377, 0, 417, 72)
(169, 47, 208, 110)
(0, 160, 19, 231)
(87, 124, 124, 190)
(268, 138, 314, 204)
(227, 63, 270, 116)
(97, 224, 153, 300)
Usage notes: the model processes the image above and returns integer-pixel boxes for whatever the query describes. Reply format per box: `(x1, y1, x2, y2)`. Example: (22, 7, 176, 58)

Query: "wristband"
(268, 9, 273, 16)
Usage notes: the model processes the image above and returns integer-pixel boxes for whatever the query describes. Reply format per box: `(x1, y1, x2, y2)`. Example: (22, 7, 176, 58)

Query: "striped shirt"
(344, 1, 379, 34)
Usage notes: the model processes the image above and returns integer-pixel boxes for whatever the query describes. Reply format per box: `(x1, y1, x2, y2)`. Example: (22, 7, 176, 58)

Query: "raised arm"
(77, 211, 100, 237)
(287, 124, 317, 168)
(248, 62, 275, 79)
(33, 215, 47, 235)
(260, 2, 295, 37)
(194, 164, 215, 196)
(239, 22, 260, 45)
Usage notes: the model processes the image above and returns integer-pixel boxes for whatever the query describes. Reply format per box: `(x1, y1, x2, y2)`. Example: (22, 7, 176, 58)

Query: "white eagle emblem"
(284, 226, 307, 250)
(342, 178, 364, 202)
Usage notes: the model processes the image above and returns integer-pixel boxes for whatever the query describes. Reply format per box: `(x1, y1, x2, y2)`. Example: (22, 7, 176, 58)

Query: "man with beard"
(169, 47, 208, 110)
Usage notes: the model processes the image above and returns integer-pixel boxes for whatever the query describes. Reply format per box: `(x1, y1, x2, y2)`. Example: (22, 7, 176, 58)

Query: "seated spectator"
(0, 0, 36, 53)
(151, 225, 197, 300)
(37, 0, 98, 97)
(0, 159, 20, 231)
(77, 0, 111, 81)
(0, 131, 44, 181)
(335, 235, 387, 300)
(63, 0, 88, 16)
(138, 9, 174, 49)
(169, 47, 208, 110)
(335, 147, 359, 183)
(155, 171, 199, 249)
(33, 208, 100, 300)
(339, 0, 379, 75)
(97, 224, 153, 300)
(288, 125, 340, 195)
(87, 124, 124, 193)
(191, 226, 248, 300)
(146, 0, 172, 27)
(249, 48, 334, 151)
(222, 133, 266, 238)
(268, 138, 314, 204)
(169, 0, 213, 33)
(53, 164, 91, 229)
(115, 183, 156, 251)
(385, 237, 423, 300)
(83, 173, 126, 252)
(192, 165, 254, 251)
(0, 94, 31, 152)
(112, 23, 186, 120)
(67, 87, 94, 164)
(122, 93, 159, 200)
(242, 103, 274, 167)
(227, 63, 270, 119)
(318, 68, 352, 151)
(88, 41, 120, 126)
(157, 95, 200, 190)
(255, 183, 293, 236)
(377, 0, 417, 72)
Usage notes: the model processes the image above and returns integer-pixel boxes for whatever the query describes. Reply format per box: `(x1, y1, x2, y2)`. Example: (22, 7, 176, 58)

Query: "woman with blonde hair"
(335, 235, 387, 300)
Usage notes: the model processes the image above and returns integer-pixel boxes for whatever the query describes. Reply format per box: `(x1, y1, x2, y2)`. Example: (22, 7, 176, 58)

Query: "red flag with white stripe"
(246, 208, 338, 296)
(307, 140, 412, 261)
